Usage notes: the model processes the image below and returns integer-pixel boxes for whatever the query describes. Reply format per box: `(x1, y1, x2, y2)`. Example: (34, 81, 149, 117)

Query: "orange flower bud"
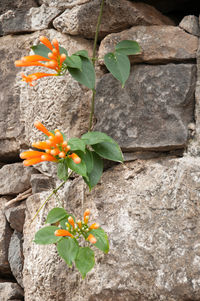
(76, 220, 82, 229)
(52, 48, 58, 56)
(87, 234, 97, 244)
(40, 36, 53, 51)
(89, 223, 100, 230)
(68, 153, 81, 164)
(84, 209, 90, 219)
(68, 216, 75, 229)
(50, 148, 60, 156)
(48, 52, 57, 60)
(54, 229, 73, 237)
(58, 152, 66, 158)
(21, 55, 50, 62)
(52, 39, 60, 54)
(60, 53, 66, 64)
(62, 141, 68, 148)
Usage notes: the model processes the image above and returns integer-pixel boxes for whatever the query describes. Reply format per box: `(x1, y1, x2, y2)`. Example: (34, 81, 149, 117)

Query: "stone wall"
(0, 0, 200, 300)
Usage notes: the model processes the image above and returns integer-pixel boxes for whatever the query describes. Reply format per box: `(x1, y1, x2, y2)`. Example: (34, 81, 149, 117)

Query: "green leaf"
(34, 226, 61, 245)
(104, 52, 130, 87)
(31, 44, 50, 60)
(84, 152, 103, 189)
(115, 40, 141, 55)
(57, 237, 79, 267)
(65, 54, 82, 69)
(74, 50, 89, 58)
(68, 137, 86, 152)
(92, 141, 123, 162)
(66, 157, 87, 178)
(83, 149, 94, 174)
(81, 131, 115, 145)
(75, 247, 95, 279)
(45, 208, 68, 224)
(89, 228, 109, 253)
(57, 159, 68, 181)
(68, 57, 95, 90)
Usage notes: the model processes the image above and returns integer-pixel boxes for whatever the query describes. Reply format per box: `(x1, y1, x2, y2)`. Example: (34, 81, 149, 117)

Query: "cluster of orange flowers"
(15, 36, 66, 86)
(20, 121, 81, 166)
(54, 209, 99, 244)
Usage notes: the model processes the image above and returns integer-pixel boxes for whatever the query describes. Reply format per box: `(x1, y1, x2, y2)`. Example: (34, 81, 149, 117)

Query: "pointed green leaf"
(74, 50, 89, 58)
(68, 57, 95, 90)
(83, 149, 94, 174)
(81, 131, 115, 145)
(115, 40, 141, 55)
(89, 228, 109, 253)
(65, 54, 82, 69)
(34, 226, 60, 245)
(31, 44, 50, 60)
(104, 52, 130, 87)
(84, 152, 103, 189)
(75, 247, 95, 279)
(57, 159, 68, 181)
(66, 157, 87, 178)
(57, 237, 79, 267)
(68, 137, 86, 152)
(45, 208, 68, 224)
(92, 141, 123, 162)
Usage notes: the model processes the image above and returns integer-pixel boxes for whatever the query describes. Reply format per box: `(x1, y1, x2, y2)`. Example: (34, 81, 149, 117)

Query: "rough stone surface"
(8, 231, 24, 288)
(0, 5, 61, 35)
(0, 34, 32, 161)
(0, 0, 37, 17)
(39, 0, 91, 9)
(94, 64, 196, 151)
(0, 282, 24, 301)
(53, 0, 174, 39)
(0, 163, 33, 195)
(30, 174, 55, 194)
(0, 198, 12, 275)
(19, 29, 93, 146)
(23, 157, 200, 300)
(98, 25, 198, 64)
(179, 15, 200, 37)
(4, 203, 26, 233)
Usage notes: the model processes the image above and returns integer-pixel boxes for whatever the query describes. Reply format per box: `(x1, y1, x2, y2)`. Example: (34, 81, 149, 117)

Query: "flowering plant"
(15, 0, 140, 278)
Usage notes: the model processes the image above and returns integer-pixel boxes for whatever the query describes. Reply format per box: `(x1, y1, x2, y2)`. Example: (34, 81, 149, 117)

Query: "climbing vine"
(15, 0, 141, 278)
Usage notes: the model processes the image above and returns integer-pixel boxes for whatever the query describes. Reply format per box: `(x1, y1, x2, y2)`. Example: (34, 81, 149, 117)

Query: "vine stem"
(89, 0, 105, 131)
(31, 179, 66, 223)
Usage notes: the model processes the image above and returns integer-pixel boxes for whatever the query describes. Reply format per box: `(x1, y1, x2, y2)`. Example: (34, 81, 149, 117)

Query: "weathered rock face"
(179, 15, 200, 36)
(95, 64, 196, 151)
(98, 25, 198, 64)
(8, 231, 24, 288)
(39, 0, 91, 9)
(0, 282, 24, 300)
(0, 5, 62, 35)
(23, 157, 200, 300)
(0, 198, 12, 275)
(4, 203, 26, 233)
(0, 163, 33, 195)
(53, 0, 174, 39)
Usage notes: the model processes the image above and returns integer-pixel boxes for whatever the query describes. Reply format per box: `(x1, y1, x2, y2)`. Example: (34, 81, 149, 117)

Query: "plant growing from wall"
(15, 0, 141, 278)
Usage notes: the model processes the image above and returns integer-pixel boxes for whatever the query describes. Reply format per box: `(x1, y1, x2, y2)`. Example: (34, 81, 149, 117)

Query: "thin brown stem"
(89, 0, 105, 131)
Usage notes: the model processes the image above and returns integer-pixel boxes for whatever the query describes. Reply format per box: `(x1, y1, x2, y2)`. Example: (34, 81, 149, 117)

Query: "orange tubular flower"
(22, 55, 50, 62)
(34, 121, 53, 137)
(54, 229, 73, 237)
(40, 36, 53, 50)
(15, 36, 67, 86)
(68, 216, 75, 229)
(21, 72, 57, 86)
(87, 234, 97, 244)
(23, 157, 43, 166)
(20, 150, 44, 159)
(68, 153, 81, 164)
(83, 209, 90, 224)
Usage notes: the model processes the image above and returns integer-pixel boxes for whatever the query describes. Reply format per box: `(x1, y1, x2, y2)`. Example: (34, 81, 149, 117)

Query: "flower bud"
(87, 234, 97, 244)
